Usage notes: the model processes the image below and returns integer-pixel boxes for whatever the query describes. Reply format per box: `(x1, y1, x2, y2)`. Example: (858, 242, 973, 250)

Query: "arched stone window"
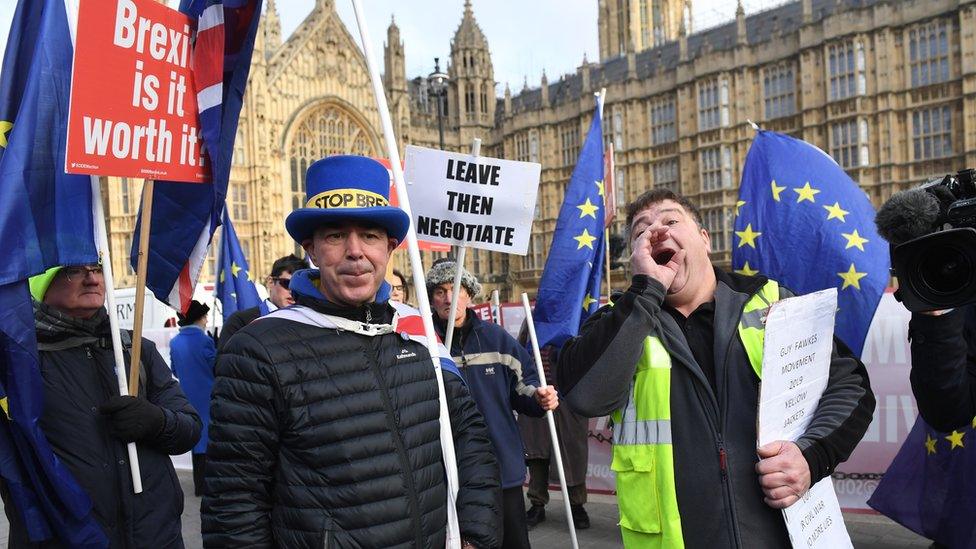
(287, 101, 378, 213)
(287, 101, 378, 254)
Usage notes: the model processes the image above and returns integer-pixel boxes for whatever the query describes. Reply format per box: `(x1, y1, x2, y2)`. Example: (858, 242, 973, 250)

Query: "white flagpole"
(521, 293, 579, 549)
(67, 0, 142, 494)
(91, 176, 144, 494)
(490, 290, 500, 326)
(443, 138, 481, 353)
(349, 2, 461, 547)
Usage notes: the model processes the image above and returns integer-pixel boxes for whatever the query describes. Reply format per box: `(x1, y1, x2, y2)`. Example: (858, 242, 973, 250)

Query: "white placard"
(757, 288, 853, 549)
(403, 145, 541, 255)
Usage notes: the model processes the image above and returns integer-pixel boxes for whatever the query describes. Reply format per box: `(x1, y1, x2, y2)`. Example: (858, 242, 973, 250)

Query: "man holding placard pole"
(556, 189, 875, 547)
(427, 259, 558, 549)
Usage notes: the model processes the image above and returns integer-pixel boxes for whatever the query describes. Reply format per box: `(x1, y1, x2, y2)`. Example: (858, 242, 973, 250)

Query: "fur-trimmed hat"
(425, 260, 482, 298)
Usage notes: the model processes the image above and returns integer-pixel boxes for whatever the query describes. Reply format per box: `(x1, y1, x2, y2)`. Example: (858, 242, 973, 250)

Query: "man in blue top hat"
(202, 156, 502, 549)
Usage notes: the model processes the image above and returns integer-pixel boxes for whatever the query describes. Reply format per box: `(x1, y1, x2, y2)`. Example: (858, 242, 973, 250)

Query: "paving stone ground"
(0, 470, 932, 548)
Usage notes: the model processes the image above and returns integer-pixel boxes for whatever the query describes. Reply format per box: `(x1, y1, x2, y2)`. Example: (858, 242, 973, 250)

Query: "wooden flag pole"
(128, 178, 155, 396)
(91, 175, 143, 493)
(443, 138, 482, 353)
(521, 293, 579, 549)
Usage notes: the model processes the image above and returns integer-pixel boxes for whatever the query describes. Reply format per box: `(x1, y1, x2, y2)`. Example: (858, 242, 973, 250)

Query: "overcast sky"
(0, 0, 791, 95)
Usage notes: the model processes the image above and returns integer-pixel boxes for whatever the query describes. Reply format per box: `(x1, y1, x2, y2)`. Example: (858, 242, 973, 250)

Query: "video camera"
(875, 169, 976, 312)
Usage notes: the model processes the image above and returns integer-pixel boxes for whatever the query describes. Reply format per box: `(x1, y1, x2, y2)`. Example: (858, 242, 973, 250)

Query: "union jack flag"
(131, 0, 262, 312)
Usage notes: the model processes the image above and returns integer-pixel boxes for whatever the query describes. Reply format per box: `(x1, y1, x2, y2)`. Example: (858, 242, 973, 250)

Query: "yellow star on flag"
(823, 202, 849, 222)
(582, 293, 597, 310)
(0, 120, 12, 148)
(794, 182, 821, 203)
(837, 263, 868, 290)
(925, 434, 938, 455)
(770, 180, 786, 201)
(841, 229, 869, 252)
(573, 228, 597, 250)
(735, 200, 746, 216)
(595, 180, 605, 197)
(0, 396, 8, 419)
(220, 271, 226, 283)
(972, 416, 976, 429)
(735, 262, 759, 276)
(735, 224, 762, 249)
(577, 198, 599, 219)
(231, 262, 242, 278)
(946, 430, 965, 450)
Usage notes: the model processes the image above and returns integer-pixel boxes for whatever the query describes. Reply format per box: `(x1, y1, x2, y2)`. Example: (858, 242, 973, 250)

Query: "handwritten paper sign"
(758, 288, 854, 549)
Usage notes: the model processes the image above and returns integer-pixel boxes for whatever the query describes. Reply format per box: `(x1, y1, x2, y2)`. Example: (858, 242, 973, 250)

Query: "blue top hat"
(285, 155, 410, 244)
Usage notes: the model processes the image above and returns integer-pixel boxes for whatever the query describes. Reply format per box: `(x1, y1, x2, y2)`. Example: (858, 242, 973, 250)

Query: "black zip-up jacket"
(909, 304, 976, 431)
(2, 335, 201, 548)
(202, 275, 501, 548)
(557, 269, 875, 548)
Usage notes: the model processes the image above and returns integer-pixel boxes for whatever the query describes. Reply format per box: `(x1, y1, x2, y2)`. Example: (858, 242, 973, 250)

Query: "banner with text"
(403, 145, 540, 255)
(66, 0, 208, 182)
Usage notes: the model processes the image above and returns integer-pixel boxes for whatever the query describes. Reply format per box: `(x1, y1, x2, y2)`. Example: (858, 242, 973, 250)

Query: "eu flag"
(132, 0, 263, 312)
(533, 96, 606, 350)
(868, 417, 976, 547)
(215, 209, 263, 321)
(0, 0, 106, 545)
(733, 130, 889, 356)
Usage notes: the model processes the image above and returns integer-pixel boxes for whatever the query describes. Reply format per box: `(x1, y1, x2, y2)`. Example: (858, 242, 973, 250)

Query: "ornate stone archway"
(286, 100, 379, 213)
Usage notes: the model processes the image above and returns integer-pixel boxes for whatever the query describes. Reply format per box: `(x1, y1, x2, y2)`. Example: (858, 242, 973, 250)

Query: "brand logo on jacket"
(396, 348, 417, 360)
(484, 366, 495, 376)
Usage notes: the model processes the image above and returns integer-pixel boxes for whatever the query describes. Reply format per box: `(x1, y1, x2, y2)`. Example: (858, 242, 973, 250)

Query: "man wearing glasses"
(217, 254, 306, 350)
(1, 264, 202, 547)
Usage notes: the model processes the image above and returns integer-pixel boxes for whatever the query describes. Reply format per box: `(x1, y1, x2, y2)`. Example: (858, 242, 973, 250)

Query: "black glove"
(99, 395, 166, 443)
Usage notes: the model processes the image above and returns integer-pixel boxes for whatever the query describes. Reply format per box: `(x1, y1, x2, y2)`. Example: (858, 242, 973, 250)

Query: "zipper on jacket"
(718, 445, 728, 478)
(85, 346, 93, 360)
(364, 335, 424, 548)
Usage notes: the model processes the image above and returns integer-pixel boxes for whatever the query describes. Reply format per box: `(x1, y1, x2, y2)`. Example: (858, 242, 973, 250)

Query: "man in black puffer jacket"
(202, 156, 501, 549)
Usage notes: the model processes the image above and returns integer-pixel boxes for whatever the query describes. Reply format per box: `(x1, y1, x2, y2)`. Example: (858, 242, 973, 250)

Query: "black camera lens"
(915, 243, 974, 296)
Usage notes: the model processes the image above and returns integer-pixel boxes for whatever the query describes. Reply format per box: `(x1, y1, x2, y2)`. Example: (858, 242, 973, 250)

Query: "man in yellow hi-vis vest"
(556, 189, 876, 548)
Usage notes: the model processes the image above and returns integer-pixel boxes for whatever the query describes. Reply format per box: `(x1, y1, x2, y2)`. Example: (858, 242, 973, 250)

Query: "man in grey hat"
(427, 258, 558, 549)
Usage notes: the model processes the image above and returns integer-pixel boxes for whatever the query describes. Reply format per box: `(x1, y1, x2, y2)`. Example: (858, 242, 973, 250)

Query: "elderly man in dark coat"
(0, 264, 201, 548)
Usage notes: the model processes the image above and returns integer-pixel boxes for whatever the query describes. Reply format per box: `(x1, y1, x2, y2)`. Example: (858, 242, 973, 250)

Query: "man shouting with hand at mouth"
(555, 189, 875, 548)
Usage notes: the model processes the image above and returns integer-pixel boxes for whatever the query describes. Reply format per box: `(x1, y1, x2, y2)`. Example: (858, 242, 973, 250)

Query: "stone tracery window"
(288, 101, 378, 213)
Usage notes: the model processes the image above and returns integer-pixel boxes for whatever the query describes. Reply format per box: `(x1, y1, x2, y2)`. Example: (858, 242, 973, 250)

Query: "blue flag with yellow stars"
(215, 209, 264, 321)
(868, 416, 976, 547)
(0, 0, 107, 546)
(532, 96, 606, 351)
(733, 130, 889, 357)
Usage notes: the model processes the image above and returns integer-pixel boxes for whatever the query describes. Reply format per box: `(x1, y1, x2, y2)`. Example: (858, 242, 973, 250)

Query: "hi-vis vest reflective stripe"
(611, 280, 780, 548)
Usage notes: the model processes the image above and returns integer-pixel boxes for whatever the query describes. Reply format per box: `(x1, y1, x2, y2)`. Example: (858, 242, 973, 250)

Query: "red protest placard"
(66, 0, 209, 182)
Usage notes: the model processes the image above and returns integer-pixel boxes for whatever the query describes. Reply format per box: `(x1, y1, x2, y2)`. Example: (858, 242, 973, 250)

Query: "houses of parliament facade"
(104, 0, 973, 302)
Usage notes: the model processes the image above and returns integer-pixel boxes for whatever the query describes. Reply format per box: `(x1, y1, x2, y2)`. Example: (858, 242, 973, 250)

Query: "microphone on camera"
(875, 188, 941, 246)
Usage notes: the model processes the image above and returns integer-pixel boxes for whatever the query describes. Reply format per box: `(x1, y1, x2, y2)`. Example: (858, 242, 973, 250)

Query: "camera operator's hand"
(100, 395, 166, 443)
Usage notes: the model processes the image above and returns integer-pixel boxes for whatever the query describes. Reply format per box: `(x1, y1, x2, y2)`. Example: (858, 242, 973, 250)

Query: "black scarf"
(33, 301, 112, 351)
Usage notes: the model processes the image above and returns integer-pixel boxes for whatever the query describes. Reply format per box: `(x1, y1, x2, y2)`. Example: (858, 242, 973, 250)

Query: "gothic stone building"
(104, 0, 974, 303)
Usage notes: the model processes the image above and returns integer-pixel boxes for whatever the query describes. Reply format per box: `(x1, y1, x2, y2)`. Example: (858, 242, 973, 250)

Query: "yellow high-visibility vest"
(611, 280, 779, 548)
